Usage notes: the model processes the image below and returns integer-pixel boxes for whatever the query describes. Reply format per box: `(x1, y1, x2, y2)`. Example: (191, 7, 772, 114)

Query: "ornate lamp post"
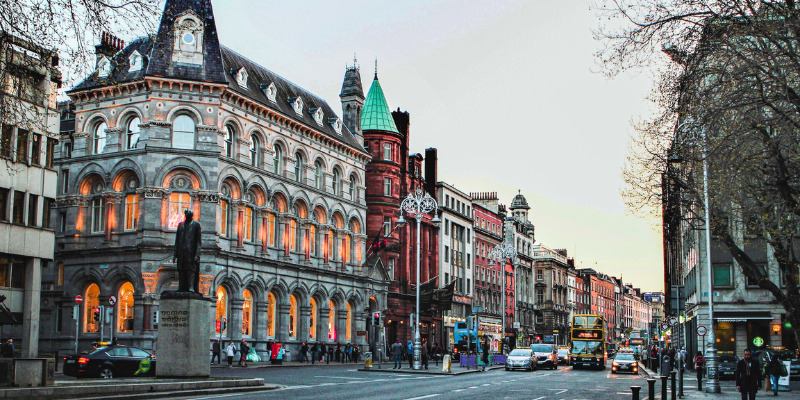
(489, 243, 516, 354)
(397, 189, 440, 370)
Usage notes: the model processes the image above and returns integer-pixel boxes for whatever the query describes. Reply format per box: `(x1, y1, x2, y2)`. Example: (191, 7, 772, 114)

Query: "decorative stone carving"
(143, 187, 168, 199)
(195, 192, 219, 203)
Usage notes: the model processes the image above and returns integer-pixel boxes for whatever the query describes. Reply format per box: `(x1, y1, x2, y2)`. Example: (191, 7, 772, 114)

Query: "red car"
(63, 345, 156, 379)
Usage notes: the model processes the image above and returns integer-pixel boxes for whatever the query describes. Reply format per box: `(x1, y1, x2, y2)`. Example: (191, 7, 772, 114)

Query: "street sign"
(74, 295, 83, 304)
(696, 326, 707, 336)
(472, 305, 483, 314)
(108, 295, 117, 306)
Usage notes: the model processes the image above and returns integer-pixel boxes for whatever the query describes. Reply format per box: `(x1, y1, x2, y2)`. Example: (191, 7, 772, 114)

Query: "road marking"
(452, 389, 465, 392)
(313, 375, 368, 379)
(532, 397, 545, 400)
(404, 395, 440, 400)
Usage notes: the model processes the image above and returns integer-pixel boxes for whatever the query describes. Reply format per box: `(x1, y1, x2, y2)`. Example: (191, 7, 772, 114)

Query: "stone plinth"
(156, 292, 210, 377)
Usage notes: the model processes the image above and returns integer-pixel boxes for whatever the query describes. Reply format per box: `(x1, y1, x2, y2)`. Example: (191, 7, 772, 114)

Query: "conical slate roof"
(340, 66, 364, 99)
(361, 75, 398, 133)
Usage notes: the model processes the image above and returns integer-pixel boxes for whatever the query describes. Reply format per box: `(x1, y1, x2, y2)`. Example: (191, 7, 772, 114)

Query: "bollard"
(631, 386, 641, 400)
(678, 365, 684, 398)
(670, 371, 677, 400)
(661, 375, 668, 400)
(646, 378, 656, 400)
(442, 354, 452, 373)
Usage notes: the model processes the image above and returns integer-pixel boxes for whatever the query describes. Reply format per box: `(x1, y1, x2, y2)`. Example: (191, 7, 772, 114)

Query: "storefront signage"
(453, 295, 471, 304)
(752, 336, 764, 347)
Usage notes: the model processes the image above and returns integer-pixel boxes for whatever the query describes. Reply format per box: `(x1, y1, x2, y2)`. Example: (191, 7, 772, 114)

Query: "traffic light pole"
(74, 306, 79, 353)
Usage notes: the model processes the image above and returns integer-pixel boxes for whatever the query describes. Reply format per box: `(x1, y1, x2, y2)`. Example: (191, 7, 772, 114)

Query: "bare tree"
(598, 0, 800, 347)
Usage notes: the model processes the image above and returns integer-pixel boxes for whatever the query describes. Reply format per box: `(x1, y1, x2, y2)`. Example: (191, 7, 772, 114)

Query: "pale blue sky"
(211, 0, 663, 291)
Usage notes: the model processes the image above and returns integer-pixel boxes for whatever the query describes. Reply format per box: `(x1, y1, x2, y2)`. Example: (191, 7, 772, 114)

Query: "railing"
(532, 246, 568, 264)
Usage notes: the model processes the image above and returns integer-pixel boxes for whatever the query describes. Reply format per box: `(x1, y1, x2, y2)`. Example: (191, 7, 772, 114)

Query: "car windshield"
(558, 349, 569, 356)
(571, 341, 604, 356)
(89, 347, 109, 355)
(615, 353, 635, 361)
(509, 349, 532, 357)
(719, 355, 737, 363)
(531, 345, 553, 353)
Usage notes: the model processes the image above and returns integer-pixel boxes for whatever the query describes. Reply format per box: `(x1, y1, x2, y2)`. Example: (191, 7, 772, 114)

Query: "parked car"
(717, 353, 738, 380)
(612, 352, 638, 374)
(505, 348, 537, 371)
(63, 345, 156, 379)
(531, 343, 558, 370)
(557, 347, 570, 365)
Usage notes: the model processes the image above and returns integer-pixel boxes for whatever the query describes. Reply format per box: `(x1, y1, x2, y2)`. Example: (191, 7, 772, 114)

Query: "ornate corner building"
(39, 0, 389, 358)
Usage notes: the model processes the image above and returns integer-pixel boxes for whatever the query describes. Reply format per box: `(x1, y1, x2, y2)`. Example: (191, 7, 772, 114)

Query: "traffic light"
(221, 316, 227, 333)
(371, 238, 388, 251)
(372, 311, 381, 325)
(93, 307, 100, 322)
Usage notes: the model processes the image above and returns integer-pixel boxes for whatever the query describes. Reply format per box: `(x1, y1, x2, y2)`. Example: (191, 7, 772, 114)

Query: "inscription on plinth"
(155, 293, 210, 377)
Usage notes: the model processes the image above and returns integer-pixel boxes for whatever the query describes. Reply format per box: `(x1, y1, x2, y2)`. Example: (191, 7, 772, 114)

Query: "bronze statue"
(173, 209, 201, 292)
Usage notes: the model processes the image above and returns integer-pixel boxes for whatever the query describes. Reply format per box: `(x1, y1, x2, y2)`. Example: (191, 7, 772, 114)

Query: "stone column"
(21, 258, 41, 358)
(337, 311, 348, 344)
(318, 307, 330, 342)
(140, 188, 167, 242)
(229, 298, 244, 342)
(299, 306, 311, 343)
(277, 304, 291, 342)
(355, 312, 368, 346)
(103, 127, 122, 153)
(255, 301, 269, 357)
(132, 293, 145, 334)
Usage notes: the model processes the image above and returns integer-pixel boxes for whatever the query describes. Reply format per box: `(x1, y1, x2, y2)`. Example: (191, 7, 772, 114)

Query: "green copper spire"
(361, 75, 399, 133)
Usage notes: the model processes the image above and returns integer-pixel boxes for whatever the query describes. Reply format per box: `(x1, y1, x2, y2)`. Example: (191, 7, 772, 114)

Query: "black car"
(612, 352, 638, 374)
(717, 354, 738, 380)
(63, 345, 156, 378)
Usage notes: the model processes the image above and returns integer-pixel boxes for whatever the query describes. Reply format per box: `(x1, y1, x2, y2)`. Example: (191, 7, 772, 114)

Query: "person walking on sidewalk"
(735, 349, 762, 400)
(239, 340, 250, 367)
(693, 351, 705, 390)
(328, 343, 334, 364)
(481, 339, 490, 372)
(300, 342, 309, 363)
(407, 340, 414, 368)
(392, 339, 403, 369)
(421, 341, 429, 370)
(320, 342, 327, 363)
(766, 356, 782, 396)
(211, 339, 221, 365)
(311, 342, 319, 365)
(226, 341, 236, 368)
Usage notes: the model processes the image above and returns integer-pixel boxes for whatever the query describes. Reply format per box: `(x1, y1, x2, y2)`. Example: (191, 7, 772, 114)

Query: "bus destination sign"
(572, 329, 602, 340)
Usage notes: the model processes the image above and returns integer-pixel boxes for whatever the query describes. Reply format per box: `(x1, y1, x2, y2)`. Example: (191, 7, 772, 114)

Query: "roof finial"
(354, 52, 358, 69)
(374, 58, 378, 79)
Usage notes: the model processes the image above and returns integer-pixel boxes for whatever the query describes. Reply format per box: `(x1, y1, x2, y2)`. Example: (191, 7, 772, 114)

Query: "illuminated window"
(309, 298, 317, 340)
(94, 122, 107, 154)
(289, 219, 297, 251)
(220, 200, 229, 236)
(267, 292, 276, 337)
(309, 225, 316, 257)
(90, 197, 105, 233)
(289, 295, 297, 338)
(342, 235, 351, 263)
(346, 303, 352, 341)
(172, 115, 195, 150)
(244, 206, 253, 242)
(57, 262, 64, 286)
(127, 117, 140, 149)
(117, 282, 134, 332)
(328, 300, 336, 340)
(266, 213, 275, 246)
(168, 192, 191, 229)
(215, 286, 227, 335)
(242, 289, 253, 336)
(84, 283, 100, 333)
(124, 194, 138, 231)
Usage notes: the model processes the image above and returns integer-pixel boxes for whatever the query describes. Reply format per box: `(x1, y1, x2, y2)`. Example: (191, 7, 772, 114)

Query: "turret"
(340, 62, 365, 143)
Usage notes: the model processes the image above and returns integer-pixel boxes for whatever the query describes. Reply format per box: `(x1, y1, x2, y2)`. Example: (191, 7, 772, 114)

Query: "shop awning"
(713, 311, 773, 322)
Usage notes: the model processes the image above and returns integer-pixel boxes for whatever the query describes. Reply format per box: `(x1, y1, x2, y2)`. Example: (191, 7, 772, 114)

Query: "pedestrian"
(226, 341, 236, 367)
(391, 339, 403, 369)
(239, 339, 249, 367)
(668, 347, 676, 371)
(211, 339, 221, 365)
(680, 347, 687, 370)
(481, 339, 490, 372)
(735, 349, 762, 400)
(766, 356, 782, 396)
(343, 344, 350, 363)
(407, 340, 414, 368)
(266, 340, 273, 361)
(694, 351, 705, 389)
(335, 344, 342, 363)
(328, 343, 334, 364)
(421, 341, 429, 370)
(433, 343, 442, 366)
(301, 342, 309, 363)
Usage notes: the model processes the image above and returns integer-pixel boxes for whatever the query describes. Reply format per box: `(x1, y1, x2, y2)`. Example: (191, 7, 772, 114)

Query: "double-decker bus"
(569, 314, 606, 370)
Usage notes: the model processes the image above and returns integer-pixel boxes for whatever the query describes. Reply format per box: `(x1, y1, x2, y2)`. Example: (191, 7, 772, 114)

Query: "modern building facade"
(40, 0, 388, 359)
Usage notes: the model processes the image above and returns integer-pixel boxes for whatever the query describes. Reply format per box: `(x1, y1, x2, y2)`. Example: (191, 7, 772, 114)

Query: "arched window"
(267, 292, 276, 337)
(314, 160, 324, 189)
(250, 135, 261, 167)
(273, 144, 283, 175)
(309, 298, 317, 340)
(224, 125, 234, 158)
(294, 152, 305, 183)
(168, 192, 192, 229)
(346, 302, 352, 341)
(93, 121, 107, 154)
(242, 289, 253, 336)
(172, 115, 195, 149)
(244, 206, 253, 242)
(266, 213, 276, 246)
(219, 199, 229, 236)
(349, 175, 357, 200)
(215, 286, 227, 335)
(328, 301, 336, 340)
(332, 169, 341, 195)
(289, 294, 297, 338)
(84, 283, 100, 332)
(117, 282, 134, 332)
(126, 117, 141, 149)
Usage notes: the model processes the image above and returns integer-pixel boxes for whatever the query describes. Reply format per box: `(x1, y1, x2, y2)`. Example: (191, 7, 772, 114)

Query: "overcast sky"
(208, 0, 664, 291)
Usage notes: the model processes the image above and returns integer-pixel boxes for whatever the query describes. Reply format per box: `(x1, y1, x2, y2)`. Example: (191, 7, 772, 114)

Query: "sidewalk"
(636, 361, 750, 399)
(210, 360, 365, 368)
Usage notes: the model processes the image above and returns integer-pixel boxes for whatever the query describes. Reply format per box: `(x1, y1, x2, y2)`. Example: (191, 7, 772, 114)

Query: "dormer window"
(261, 82, 277, 103)
(236, 67, 248, 88)
(97, 57, 112, 78)
(330, 117, 343, 135)
(172, 12, 204, 65)
(129, 51, 143, 72)
(290, 97, 303, 116)
(311, 108, 324, 126)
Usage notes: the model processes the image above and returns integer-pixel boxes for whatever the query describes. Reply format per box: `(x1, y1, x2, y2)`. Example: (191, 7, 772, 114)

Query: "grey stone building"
(39, 0, 388, 359)
(506, 192, 536, 346)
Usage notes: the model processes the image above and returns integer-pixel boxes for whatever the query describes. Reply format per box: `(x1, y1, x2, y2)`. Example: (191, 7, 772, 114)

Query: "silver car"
(505, 348, 537, 371)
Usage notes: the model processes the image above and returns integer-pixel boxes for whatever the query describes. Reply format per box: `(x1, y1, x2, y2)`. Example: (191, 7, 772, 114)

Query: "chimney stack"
(95, 31, 126, 66)
(424, 148, 437, 198)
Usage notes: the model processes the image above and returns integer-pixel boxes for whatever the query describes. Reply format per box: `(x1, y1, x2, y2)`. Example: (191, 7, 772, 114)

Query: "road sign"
(108, 295, 117, 306)
(696, 326, 707, 336)
(74, 295, 83, 304)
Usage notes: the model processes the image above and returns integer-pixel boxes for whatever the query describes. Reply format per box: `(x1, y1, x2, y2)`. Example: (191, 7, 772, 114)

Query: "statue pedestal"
(155, 292, 210, 377)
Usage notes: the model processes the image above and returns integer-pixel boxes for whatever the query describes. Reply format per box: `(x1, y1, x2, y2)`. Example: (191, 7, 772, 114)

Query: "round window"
(182, 32, 195, 45)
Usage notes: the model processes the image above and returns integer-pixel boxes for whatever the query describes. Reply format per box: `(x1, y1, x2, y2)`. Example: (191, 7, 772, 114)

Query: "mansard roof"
(361, 75, 399, 134)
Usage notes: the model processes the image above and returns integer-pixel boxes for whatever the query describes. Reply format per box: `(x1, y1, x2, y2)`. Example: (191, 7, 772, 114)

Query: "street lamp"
(489, 243, 516, 354)
(673, 120, 719, 393)
(397, 189, 440, 370)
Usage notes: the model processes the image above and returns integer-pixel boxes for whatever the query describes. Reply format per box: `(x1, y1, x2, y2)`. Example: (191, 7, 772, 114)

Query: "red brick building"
(471, 192, 505, 351)
(580, 269, 617, 342)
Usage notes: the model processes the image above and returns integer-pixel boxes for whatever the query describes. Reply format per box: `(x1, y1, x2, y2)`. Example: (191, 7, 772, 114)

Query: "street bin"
(364, 352, 373, 368)
(661, 356, 671, 377)
(442, 354, 451, 373)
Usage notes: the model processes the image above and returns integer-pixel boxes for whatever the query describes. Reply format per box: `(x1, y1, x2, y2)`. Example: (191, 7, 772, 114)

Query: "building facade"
(532, 244, 572, 346)
(507, 192, 535, 346)
(0, 32, 60, 357)
(40, 0, 388, 358)
(471, 192, 504, 351)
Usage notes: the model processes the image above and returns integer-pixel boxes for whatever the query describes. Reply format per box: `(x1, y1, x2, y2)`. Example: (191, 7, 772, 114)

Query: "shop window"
(242, 289, 252, 336)
(117, 282, 134, 332)
(84, 283, 100, 332)
(215, 286, 227, 335)
(267, 292, 276, 337)
(289, 294, 297, 338)
(328, 301, 336, 340)
(309, 298, 317, 340)
(346, 303, 352, 341)
(219, 200, 229, 236)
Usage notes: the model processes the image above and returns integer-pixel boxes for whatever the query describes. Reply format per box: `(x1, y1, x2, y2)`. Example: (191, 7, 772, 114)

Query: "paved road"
(200, 362, 648, 400)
